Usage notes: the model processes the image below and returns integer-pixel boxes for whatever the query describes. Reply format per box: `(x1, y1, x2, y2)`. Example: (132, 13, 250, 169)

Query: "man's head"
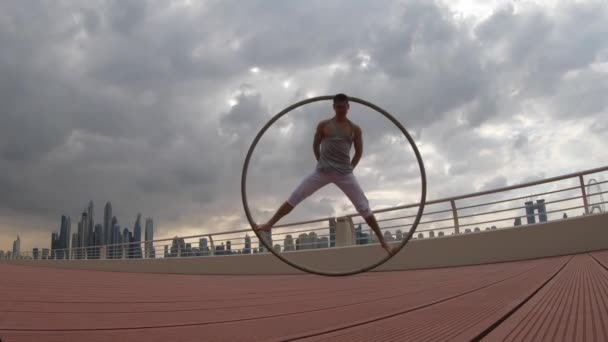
(333, 93, 350, 118)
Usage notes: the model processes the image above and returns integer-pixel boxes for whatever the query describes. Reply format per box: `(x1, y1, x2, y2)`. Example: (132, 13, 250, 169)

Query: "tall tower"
(79, 211, 88, 251)
(244, 234, 252, 254)
(12, 235, 21, 258)
(104, 202, 112, 246)
(144, 217, 154, 258)
(87, 201, 94, 247)
(329, 217, 337, 247)
(133, 213, 142, 258)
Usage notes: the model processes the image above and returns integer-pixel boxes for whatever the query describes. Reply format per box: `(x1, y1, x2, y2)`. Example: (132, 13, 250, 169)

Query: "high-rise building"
(51, 232, 60, 258)
(59, 215, 70, 250)
(318, 236, 329, 249)
(94, 224, 103, 246)
(199, 238, 209, 256)
(104, 202, 112, 246)
(144, 218, 154, 258)
(12, 236, 20, 258)
(79, 211, 88, 250)
(283, 234, 294, 251)
(525, 201, 536, 224)
(87, 200, 95, 248)
(537, 199, 548, 223)
(170, 236, 186, 257)
(329, 218, 336, 247)
(132, 213, 142, 258)
(244, 234, 252, 254)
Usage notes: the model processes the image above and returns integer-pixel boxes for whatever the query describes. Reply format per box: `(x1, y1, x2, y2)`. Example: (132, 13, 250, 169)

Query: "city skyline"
(1, 0, 608, 252)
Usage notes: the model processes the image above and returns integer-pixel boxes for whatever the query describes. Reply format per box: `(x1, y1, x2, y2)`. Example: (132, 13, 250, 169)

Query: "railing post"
(579, 175, 590, 215)
(450, 200, 460, 234)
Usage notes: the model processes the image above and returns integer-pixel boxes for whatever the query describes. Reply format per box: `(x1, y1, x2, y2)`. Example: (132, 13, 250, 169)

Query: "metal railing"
(4, 165, 608, 261)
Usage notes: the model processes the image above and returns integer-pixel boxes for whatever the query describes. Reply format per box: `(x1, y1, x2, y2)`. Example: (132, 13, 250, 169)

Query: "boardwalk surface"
(1, 251, 607, 341)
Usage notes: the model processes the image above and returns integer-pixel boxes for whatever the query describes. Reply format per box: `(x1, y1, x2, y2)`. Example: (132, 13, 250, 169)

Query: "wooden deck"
(1, 251, 607, 341)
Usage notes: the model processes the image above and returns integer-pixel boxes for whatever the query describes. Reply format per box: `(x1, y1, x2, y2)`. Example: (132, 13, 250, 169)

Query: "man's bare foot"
(255, 223, 272, 232)
(382, 243, 399, 256)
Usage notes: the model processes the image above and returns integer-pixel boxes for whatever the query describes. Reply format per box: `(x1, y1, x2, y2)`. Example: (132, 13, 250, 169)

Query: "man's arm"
(351, 125, 363, 168)
(313, 121, 324, 161)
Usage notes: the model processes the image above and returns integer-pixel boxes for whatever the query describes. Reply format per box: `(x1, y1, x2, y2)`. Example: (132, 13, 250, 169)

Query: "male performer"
(256, 93, 399, 255)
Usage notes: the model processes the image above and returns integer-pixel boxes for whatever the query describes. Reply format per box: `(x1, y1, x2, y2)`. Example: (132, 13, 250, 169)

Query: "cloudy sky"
(1, 0, 608, 252)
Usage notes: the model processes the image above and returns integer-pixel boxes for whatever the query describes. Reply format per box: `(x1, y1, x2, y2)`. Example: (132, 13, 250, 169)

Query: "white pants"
(287, 168, 373, 218)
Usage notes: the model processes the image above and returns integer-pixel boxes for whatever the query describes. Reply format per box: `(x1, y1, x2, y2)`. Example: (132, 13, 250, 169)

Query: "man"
(255, 93, 399, 256)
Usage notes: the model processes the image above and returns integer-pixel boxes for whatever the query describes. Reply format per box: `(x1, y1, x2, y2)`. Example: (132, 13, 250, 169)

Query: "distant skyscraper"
(537, 199, 547, 223)
(87, 200, 95, 248)
(104, 202, 112, 246)
(524, 199, 548, 224)
(59, 215, 69, 249)
(110, 216, 118, 244)
(525, 201, 536, 224)
(112, 224, 121, 259)
(144, 218, 154, 258)
(283, 234, 294, 251)
(79, 211, 88, 251)
(133, 214, 142, 242)
(244, 234, 252, 254)
(51, 232, 59, 251)
(318, 236, 329, 249)
(94, 224, 103, 246)
(199, 238, 209, 256)
(123, 228, 130, 258)
(132, 213, 142, 258)
(329, 218, 336, 247)
(12, 236, 20, 258)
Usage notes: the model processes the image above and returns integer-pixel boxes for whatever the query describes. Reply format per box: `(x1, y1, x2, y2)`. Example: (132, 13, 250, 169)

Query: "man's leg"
(256, 169, 331, 232)
(333, 173, 399, 255)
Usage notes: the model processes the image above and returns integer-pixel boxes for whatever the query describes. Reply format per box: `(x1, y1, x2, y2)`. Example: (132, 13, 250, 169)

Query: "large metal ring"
(241, 95, 427, 276)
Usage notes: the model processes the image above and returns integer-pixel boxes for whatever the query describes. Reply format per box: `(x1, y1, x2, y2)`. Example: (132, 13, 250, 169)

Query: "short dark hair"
(333, 93, 349, 104)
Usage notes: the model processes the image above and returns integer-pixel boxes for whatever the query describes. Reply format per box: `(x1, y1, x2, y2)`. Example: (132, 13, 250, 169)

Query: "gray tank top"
(316, 118, 354, 174)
